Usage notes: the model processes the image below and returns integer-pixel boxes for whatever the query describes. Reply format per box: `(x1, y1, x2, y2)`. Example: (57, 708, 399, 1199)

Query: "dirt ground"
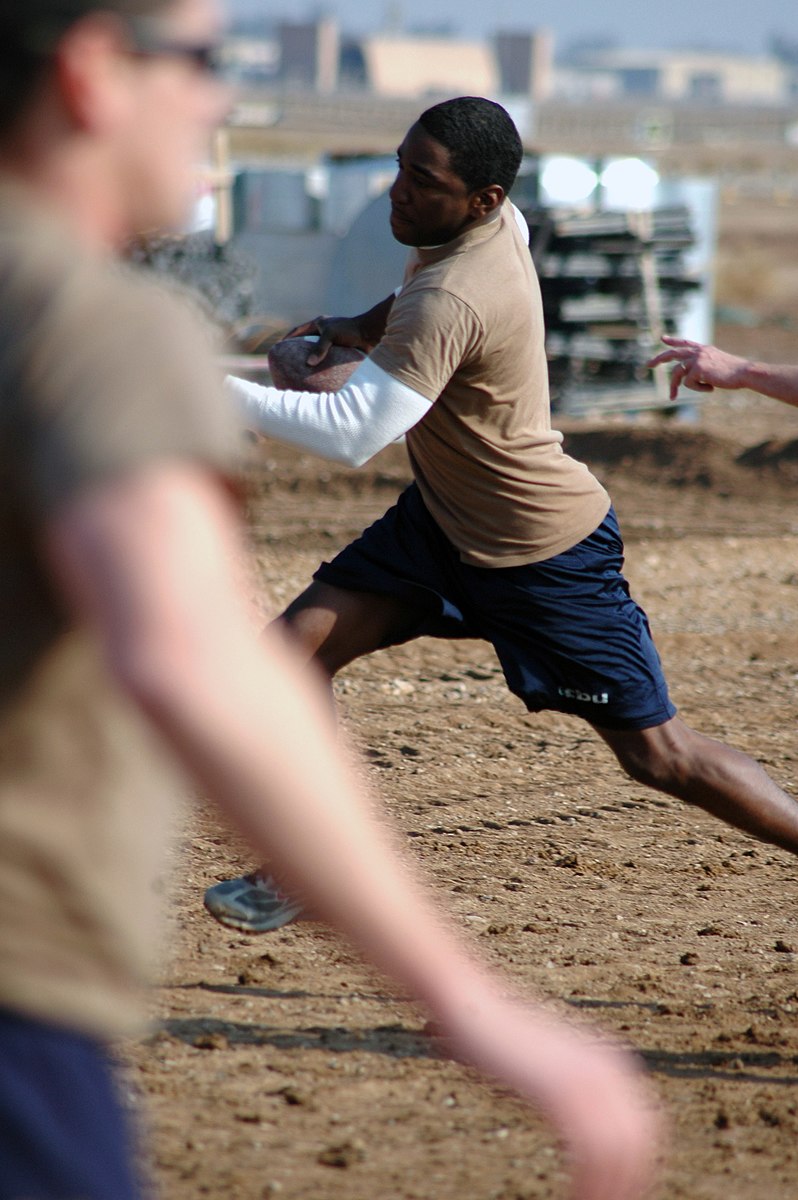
(124, 200, 798, 1200)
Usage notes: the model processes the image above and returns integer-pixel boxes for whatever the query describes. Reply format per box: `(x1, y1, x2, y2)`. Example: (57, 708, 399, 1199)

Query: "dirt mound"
(243, 425, 798, 502)
(564, 426, 798, 496)
(241, 425, 798, 518)
(736, 437, 798, 476)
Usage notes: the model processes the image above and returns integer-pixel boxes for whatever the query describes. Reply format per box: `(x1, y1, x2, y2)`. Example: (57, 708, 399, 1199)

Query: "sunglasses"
(126, 21, 225, 76)
(18, 18, 224, 77)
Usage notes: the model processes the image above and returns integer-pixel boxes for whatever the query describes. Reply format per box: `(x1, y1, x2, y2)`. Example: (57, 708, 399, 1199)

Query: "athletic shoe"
(203, 871, 305, 933)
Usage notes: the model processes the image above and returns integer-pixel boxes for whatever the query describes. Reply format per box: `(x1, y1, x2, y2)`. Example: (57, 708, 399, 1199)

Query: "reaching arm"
(43, 463, 659, 1200)
(647, 336, 798, 407)
(226, 356, 432, 467)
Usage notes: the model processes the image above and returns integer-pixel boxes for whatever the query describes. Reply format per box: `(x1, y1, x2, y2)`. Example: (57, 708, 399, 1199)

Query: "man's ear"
(53, 13, 132, 134)
(469, 184, 505, 219)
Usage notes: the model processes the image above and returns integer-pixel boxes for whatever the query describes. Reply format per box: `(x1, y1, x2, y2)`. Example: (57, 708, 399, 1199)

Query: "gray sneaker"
(203, 871, 305, 933)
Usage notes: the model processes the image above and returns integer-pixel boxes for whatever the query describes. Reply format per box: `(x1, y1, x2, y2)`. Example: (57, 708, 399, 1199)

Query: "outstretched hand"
(646, 336, 750, 400)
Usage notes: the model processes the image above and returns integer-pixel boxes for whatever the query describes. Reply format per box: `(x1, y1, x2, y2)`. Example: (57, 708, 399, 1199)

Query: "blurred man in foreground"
(0, 2, 659, 1198)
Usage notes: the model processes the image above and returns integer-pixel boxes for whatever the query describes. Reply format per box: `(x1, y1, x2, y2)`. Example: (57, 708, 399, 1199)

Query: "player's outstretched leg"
(595, 715, 798, 854)
(204, 580, 424, 932)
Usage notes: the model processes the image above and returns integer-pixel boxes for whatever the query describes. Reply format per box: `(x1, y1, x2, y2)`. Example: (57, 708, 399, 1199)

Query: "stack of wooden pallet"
(524, 206, 700, 416)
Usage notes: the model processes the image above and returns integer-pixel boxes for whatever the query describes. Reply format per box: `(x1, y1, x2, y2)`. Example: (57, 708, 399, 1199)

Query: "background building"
(554, 48, 792, 105)
(277, 19, 340, 92)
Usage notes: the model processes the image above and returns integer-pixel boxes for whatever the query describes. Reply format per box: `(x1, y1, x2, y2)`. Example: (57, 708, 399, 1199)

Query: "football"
(268, 336, 365, 393)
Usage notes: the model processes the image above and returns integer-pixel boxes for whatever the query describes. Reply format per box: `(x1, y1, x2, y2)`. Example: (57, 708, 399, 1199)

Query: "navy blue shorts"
(314, 484, 675, 731)
(0, 1009, 146, 1200)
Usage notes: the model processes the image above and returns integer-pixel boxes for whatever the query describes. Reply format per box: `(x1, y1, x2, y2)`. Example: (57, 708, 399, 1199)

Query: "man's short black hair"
(417, 96, 523, 196)
(0, 0, 168, 135)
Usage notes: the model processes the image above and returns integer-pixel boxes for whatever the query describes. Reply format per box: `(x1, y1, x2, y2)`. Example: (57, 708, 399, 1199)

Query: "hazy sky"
(230, 0, 792, 54)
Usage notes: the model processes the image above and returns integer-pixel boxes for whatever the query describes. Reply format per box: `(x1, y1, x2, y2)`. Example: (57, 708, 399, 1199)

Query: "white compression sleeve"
(226, 357, 432, 468)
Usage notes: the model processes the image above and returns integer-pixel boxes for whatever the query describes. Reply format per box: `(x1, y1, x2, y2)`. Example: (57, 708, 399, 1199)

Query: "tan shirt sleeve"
(370, 285, 482, 404)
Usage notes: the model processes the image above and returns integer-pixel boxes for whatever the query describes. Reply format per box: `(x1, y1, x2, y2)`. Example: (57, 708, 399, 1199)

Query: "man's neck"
(421, 203, 504, 250)
(0, 135, 124, 253)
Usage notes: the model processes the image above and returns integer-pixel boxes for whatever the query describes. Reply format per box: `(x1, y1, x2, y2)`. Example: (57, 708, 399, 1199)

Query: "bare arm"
(647, 336, 798, 407)
(44, 464, 659, 1200)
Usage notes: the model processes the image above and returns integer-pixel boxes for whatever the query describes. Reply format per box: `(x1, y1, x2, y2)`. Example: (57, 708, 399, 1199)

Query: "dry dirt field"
(125, 199, 798, 1200)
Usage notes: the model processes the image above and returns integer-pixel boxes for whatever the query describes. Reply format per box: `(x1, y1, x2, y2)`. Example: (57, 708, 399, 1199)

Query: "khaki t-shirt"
(371, 203, 610, 567)
(0, 187, 240, 1039)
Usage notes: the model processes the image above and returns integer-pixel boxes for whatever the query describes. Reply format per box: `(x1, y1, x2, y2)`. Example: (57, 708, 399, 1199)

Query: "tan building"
(569, 49, 790, 105)
(358, 34, 498, 99)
